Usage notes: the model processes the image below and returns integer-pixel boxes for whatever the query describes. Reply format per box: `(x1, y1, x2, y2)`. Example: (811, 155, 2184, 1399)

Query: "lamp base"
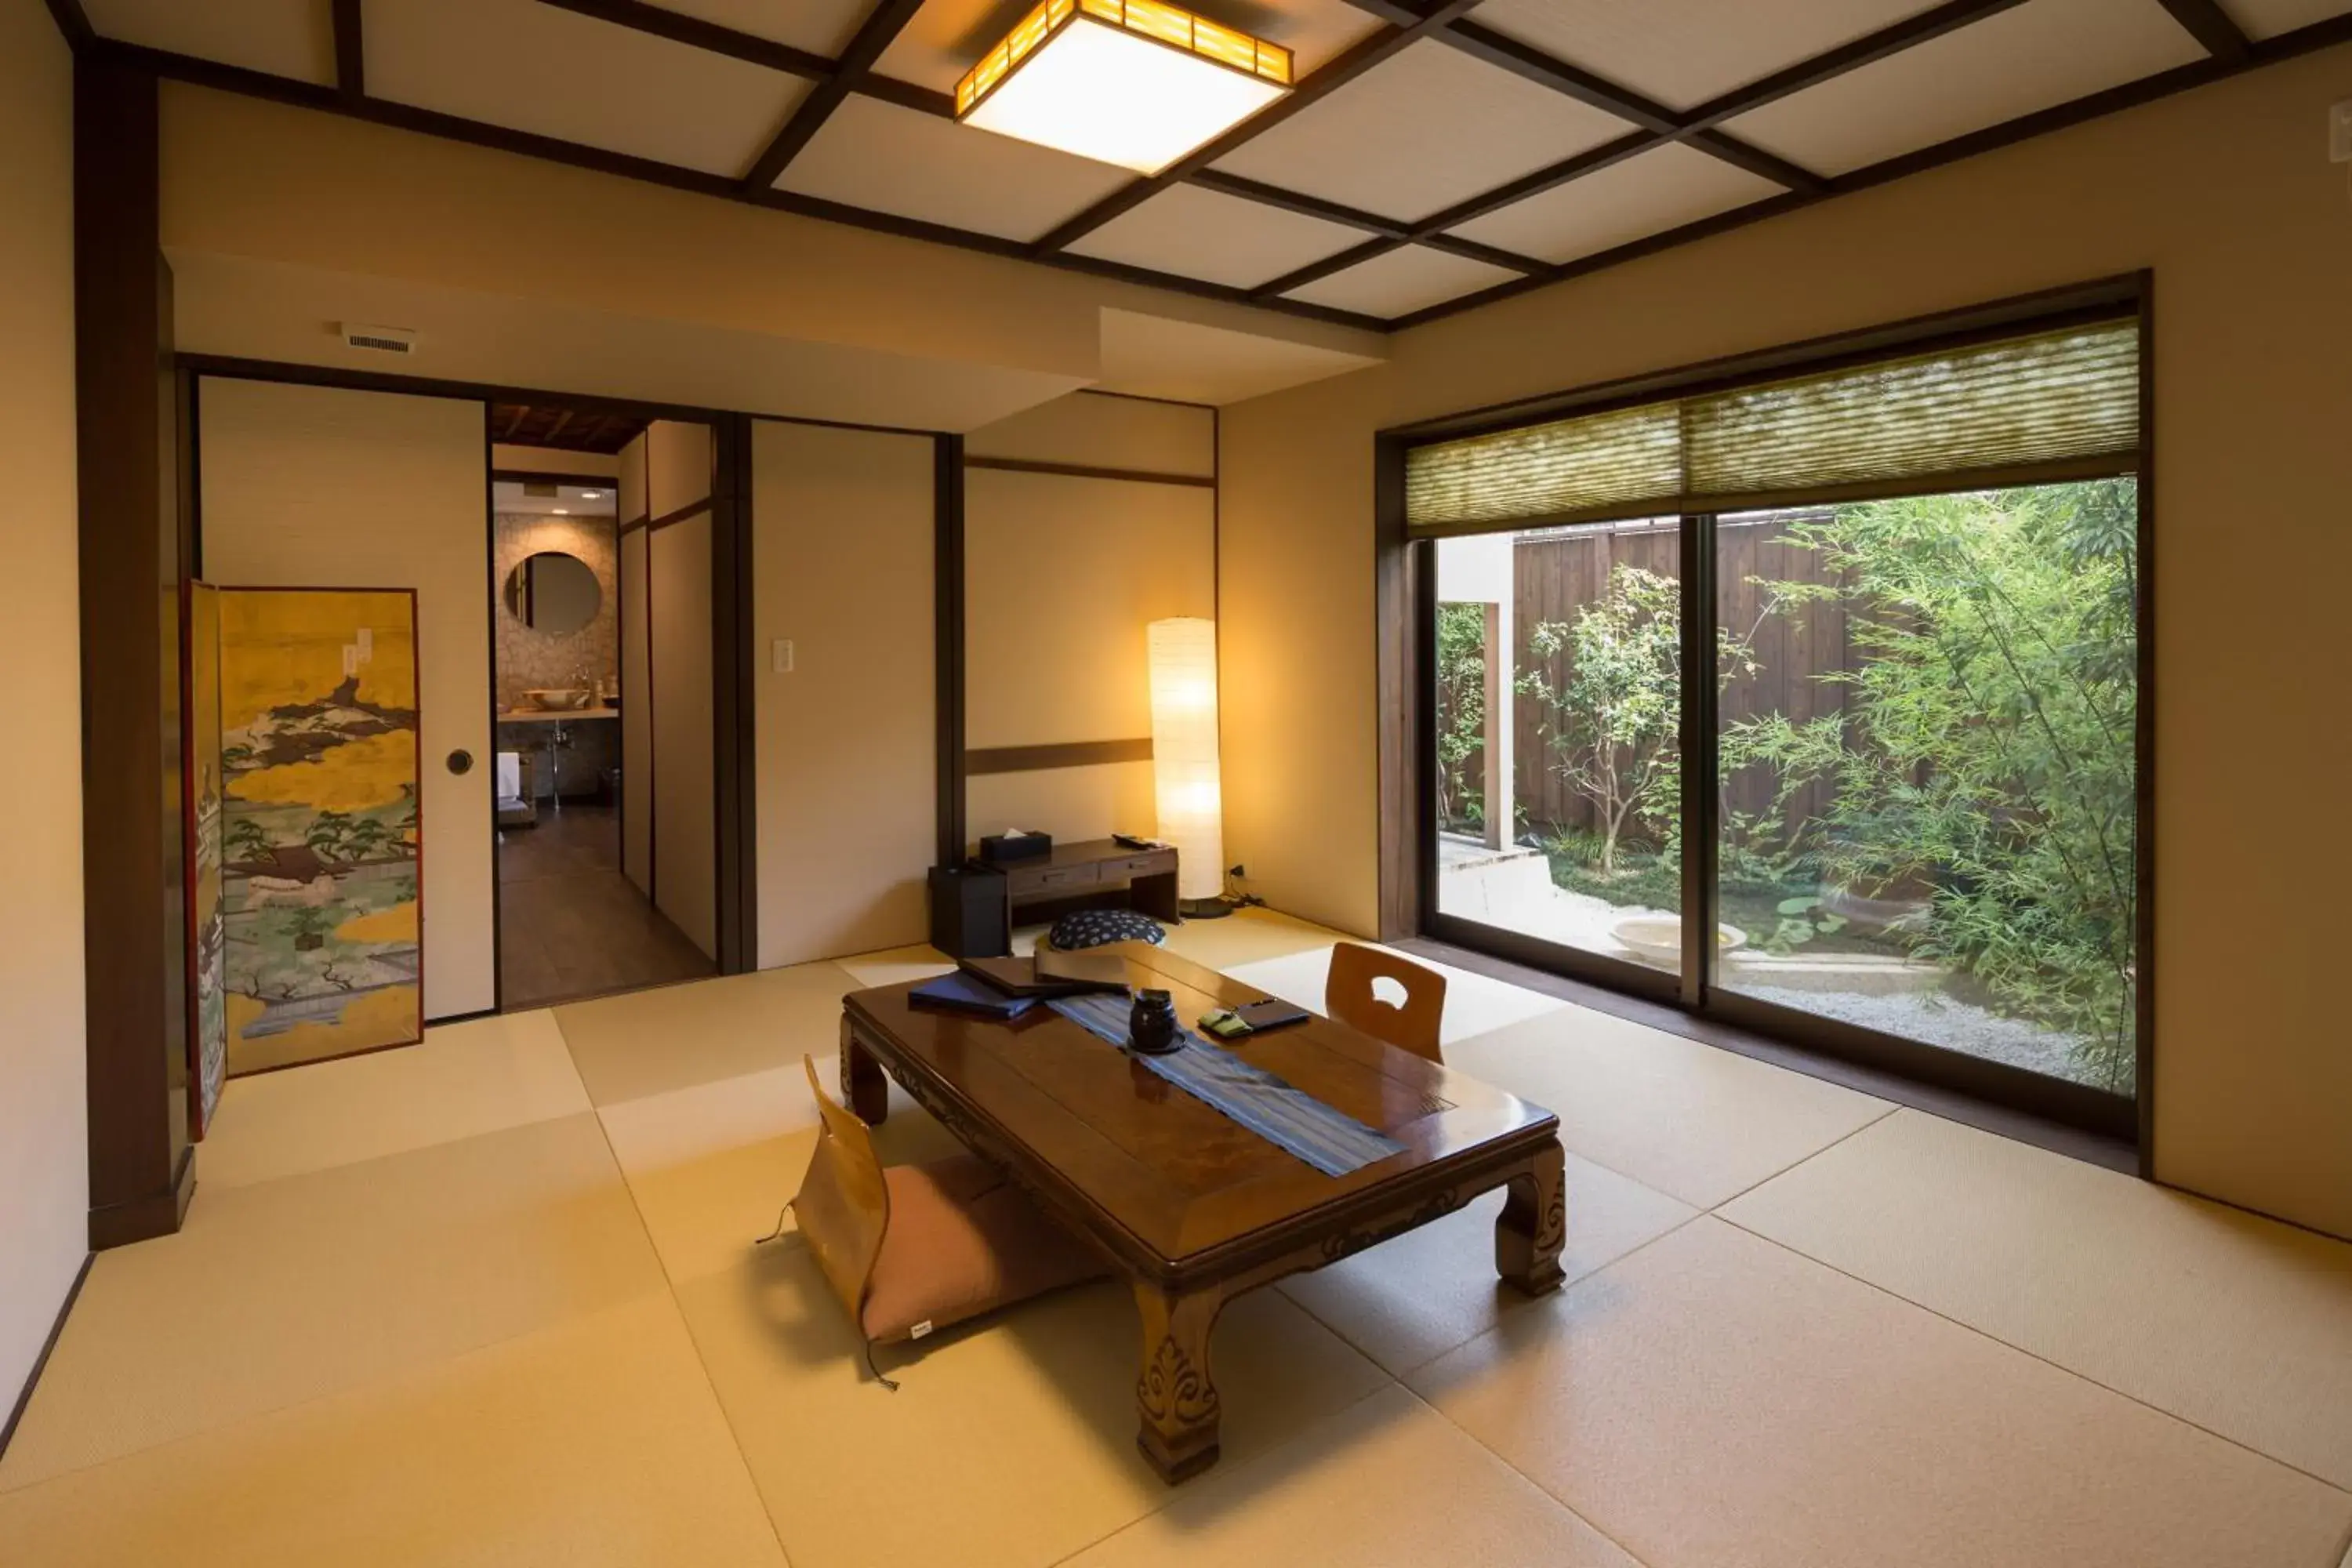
(1178, 897, 1235, 921)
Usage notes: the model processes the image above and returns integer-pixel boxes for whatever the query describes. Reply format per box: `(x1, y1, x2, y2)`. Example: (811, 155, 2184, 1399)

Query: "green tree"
(307, 810, 355, 862)
(1519, 564, 1755, 877)
(224, 816, 275, 864)
(1733, 481, 2139, 1086)
(1433, 602, 1489, 832)
(339, 815, 395, 862)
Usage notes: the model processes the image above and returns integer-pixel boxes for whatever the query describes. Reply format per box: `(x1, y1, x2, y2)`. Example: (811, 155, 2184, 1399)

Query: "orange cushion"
(860, 1153, 1105, 1343)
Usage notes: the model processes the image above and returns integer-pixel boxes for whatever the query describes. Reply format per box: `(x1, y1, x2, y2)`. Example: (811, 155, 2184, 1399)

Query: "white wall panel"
(197, 377, 495, 1019)
(753, 421, 936, 967)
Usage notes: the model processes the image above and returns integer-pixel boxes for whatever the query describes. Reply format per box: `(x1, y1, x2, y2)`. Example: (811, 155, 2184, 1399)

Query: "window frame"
(1377, 275, 2154, 1156)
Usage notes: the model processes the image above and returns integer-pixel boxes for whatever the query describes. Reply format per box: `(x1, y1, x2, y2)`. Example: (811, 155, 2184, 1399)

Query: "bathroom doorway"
(491, 404, 715, 1009)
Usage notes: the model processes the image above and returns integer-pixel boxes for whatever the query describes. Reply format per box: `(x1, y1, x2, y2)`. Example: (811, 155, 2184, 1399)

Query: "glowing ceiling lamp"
(955, 0, 1292, 176)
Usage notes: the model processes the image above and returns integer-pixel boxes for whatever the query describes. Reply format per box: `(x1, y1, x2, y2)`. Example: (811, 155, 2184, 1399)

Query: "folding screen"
(216, 588, 423, 1073)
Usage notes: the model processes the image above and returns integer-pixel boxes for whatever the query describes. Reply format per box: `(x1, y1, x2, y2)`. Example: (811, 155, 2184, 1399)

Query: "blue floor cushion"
(1047, 908, 1167, 950)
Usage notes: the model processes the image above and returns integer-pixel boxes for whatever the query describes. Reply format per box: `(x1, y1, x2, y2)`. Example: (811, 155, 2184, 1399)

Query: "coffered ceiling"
(68, 0, 2352, 331)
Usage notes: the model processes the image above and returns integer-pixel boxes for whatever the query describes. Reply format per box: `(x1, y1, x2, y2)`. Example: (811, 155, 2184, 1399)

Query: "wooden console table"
(986, 837, 1179, 927)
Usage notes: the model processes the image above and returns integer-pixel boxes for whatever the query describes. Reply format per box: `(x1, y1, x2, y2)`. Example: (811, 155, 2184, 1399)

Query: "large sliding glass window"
(1401, 293, 2147, 1131)
(1432, 521, 1684, 981)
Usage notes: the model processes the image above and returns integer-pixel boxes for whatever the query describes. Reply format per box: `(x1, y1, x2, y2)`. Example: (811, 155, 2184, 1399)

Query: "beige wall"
(0, 0, 89, 1415)
(619, 523, 652, 898)
(490, 444, 617, 479)
(650, 512, 717, 960)
(198, 378, 497, 1022)
(753, 422, 937, 967)
(629, 420, 717, 957)
(645, 419, 711, 523)
(154, 86, 1377, 432)
(965, 394, 1217, 848)
(1219, 45, 2352, 1240)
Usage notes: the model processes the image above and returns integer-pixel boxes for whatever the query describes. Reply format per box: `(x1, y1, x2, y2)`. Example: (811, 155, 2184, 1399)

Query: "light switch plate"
(2332, 100, 2352, 164)
(771, 638, 794, 674)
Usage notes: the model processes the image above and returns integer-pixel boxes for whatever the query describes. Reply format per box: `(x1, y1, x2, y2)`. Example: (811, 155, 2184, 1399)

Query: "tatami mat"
(554, 960, 858, 1106)
(1446, 1003, 1895, 1208)
(597, 1061, 964, 1289)
(1155, 906, 1349, 970)
(0, 1112, 665, 1492)
(833, 942, 957, 990)
(200, 1009, 590, 1190)
(674, 1245, 1388, 1568)
(1722, 1109, 2352, 1489)
(0, 1295, 786, 1568)
(1062, 1384, 1639, 1567)
(13, 922, 2351, 1566)
(1279, 1150, 1695, 1377)
(1410, 1218, 2352, 1568)
(1224, 943, 1571, 1044)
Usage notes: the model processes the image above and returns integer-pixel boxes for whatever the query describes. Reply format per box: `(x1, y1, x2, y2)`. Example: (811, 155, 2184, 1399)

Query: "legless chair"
(781, 1058, 1105, 1387)
(1326, 943, 1447, 1063)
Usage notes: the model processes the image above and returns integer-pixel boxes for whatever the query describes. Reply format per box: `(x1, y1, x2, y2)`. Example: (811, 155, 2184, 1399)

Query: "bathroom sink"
(524, 688, 594, 710)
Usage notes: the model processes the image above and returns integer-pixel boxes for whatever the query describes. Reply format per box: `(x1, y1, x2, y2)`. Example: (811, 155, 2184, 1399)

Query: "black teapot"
(1128, 989, 1181, 1055)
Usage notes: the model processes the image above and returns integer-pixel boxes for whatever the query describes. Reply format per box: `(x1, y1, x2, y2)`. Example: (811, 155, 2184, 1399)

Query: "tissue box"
(977, 830, 1052, 866)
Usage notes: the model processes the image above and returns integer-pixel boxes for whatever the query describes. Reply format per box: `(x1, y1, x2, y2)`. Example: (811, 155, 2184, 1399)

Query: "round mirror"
(503, 551, 601, 635)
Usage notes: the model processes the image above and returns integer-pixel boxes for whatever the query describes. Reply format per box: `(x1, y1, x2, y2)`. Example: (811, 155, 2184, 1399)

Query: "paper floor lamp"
(1146, 617, 1229, 918)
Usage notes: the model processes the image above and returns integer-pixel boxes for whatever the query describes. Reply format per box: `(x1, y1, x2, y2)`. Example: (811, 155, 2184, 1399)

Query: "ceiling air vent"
(341, 323, 416, 355)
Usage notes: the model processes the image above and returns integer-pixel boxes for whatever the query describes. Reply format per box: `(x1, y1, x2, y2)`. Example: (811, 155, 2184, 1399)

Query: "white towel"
(495, 750, 523, 798)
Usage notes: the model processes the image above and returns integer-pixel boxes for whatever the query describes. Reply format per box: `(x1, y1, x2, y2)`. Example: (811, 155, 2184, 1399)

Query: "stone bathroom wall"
(494, 511, 618, 711)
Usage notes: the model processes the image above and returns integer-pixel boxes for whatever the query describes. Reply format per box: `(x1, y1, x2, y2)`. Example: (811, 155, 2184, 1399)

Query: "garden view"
(1434, 481, 2139, 1094)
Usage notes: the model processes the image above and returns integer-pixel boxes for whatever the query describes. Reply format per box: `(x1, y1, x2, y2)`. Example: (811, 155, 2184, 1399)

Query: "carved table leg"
(1134, 1282, 1225, 1483)
(840, 1016, 890, 1124)
(1495, 1139, 1567, 1296)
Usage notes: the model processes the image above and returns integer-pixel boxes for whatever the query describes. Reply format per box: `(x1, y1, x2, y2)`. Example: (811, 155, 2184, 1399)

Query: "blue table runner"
(1047, 993, 1406, 1178)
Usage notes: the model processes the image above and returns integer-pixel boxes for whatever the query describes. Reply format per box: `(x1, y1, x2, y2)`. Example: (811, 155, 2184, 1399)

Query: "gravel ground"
(1736, 984, 2103, 1086)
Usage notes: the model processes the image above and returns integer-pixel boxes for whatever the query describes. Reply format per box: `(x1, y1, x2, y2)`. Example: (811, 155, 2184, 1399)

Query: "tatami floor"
(5, 909, 2350, 1567)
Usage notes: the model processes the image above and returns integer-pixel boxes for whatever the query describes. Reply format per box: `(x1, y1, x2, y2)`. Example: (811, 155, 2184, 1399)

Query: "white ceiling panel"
(1214, 38, 1635, 223)
(1067, 183, 1365, 289)
(2216, 0, 2352, 37)
(1283, 243, 1519, 318)
(877, 0, 1386, 93)
(640, 0, 873, 56)
(779, 95, 1134, 241)
(1724, 0, 2207, 176)
(368, 0, 809, 177)
(1447, 142, 1782, 264)
(1471, 0, 1951, 111)
(83, 0, 335, 86)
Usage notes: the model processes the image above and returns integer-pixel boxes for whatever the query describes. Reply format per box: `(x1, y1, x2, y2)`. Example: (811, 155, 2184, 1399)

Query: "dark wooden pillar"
(76, 55, 193, 1250)
(711, 412, 757, 975)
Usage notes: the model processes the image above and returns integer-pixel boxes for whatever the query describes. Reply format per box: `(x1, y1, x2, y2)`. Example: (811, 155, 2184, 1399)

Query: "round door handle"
(448, 749, 474, 775)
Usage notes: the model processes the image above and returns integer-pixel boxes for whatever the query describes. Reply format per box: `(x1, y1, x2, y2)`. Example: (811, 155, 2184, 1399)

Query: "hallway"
(497, 804, 713, 1011)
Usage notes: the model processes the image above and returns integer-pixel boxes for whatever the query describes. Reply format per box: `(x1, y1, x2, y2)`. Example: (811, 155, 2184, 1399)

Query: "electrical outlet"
(2332, 100, 2352, 164)
(771, 638, 794, 674)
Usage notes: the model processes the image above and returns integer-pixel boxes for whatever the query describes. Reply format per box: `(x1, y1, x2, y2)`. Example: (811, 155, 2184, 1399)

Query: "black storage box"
(976, 830, 1053, 866)
(929, 865, 1010, 958)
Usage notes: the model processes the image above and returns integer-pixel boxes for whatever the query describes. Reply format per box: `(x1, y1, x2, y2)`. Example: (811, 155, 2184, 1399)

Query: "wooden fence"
(1444, 514, 1852, 845)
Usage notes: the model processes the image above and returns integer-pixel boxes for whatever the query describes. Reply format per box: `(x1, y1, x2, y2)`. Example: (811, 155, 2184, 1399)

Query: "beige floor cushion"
(862, 1152, 1105, 1343)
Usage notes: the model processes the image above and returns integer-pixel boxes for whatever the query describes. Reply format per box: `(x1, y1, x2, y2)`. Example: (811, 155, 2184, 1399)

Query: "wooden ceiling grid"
(52, 0, 2350, 328)
(490, 402, 648, 452)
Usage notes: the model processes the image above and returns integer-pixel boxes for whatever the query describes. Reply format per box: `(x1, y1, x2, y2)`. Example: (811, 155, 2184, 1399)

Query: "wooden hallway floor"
(496, 804, 713, 1011)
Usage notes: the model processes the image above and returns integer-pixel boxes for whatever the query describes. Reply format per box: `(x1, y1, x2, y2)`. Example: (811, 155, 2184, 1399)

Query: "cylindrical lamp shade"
(1147, 617, 1225, 902)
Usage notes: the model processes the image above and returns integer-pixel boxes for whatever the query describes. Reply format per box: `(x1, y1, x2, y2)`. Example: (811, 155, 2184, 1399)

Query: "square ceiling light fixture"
(955, 0, 1293, 176)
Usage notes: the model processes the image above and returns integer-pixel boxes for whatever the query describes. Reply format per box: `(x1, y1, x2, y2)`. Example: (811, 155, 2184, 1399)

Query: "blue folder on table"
(908, 970, 1040, 1022)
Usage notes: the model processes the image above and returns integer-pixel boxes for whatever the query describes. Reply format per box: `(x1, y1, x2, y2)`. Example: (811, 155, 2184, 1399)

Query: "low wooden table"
(840, 943, 1566, 1483)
